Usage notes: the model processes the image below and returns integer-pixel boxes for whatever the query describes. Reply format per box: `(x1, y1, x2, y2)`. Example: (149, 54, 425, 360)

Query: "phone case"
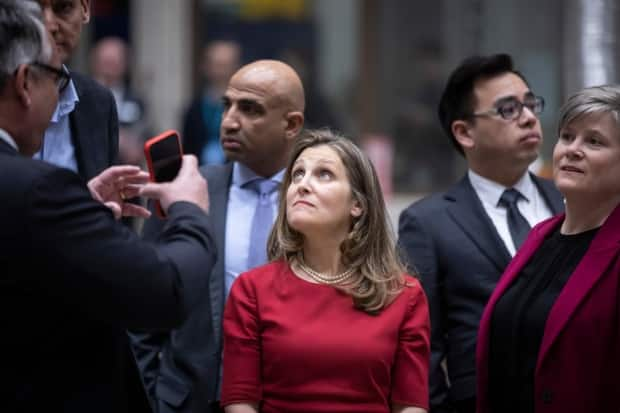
(143, 130, 183, 218)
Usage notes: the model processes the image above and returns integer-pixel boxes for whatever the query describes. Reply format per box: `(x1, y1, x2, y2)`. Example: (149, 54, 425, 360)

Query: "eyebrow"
(293, 158, 338, 167)
(238, 98, 262, 106)
(494, 91, 535, 105)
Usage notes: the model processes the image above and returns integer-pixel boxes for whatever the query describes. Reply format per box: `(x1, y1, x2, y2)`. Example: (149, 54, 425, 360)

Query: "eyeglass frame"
(30, 61, 71, 93)
(471, 93, 545, 121)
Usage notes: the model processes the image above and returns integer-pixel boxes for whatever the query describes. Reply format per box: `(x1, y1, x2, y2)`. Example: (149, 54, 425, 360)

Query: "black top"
(488, 226, 599, 413)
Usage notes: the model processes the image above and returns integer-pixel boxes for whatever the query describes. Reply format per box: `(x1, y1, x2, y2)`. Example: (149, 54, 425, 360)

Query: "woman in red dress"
(221, 129, 430, 413)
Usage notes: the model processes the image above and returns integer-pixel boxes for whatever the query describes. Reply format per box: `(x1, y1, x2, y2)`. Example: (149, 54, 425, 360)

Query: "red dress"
(221, 260, 430, 412)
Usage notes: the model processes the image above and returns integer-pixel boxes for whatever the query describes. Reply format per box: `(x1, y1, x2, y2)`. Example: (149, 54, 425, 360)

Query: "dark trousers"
(453, 397, 476, 413)
(209, 401, 225, 413)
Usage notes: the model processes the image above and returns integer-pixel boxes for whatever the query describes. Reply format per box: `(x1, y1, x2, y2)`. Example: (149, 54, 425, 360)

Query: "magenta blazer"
(477, 203, 620, 413)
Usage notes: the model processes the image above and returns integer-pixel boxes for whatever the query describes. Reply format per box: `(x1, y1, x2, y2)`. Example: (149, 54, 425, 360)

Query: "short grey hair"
(0, 0, 52, 91)
(558, 85, 620, 135)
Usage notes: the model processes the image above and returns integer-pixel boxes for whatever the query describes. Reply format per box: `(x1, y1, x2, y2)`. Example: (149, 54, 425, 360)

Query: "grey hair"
(0, 0, 52, 90)
(558, 85, 620, 134)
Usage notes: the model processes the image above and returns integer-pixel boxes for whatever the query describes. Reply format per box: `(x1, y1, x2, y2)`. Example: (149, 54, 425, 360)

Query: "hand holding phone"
(144, 130, 183, 217)
(139, 155, 209, 215)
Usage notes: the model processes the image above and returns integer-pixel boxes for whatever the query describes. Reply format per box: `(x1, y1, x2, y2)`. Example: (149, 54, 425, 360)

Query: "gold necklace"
(297, 256, 356, 285)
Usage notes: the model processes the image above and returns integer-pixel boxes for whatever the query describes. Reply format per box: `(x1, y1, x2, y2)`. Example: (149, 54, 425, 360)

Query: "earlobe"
(81, 0, 91, 23)
(284, 111, 304, 139)
(452, 120, 474, 150)
(351, 204, 363, 218)
(14, 65, 32, 107)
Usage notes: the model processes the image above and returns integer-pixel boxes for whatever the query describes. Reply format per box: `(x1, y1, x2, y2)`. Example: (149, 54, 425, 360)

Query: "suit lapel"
(445, 176, 512, 272)
(536, 204, 620, 371)
(206, 163, 233, 342)
(531, 173, 565, 214)
(69, 76, 96, 180)
(0, 139, 18, 155)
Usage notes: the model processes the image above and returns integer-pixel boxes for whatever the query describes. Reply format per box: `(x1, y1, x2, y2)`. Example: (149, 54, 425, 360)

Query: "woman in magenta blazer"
(476, 85, 620, 413)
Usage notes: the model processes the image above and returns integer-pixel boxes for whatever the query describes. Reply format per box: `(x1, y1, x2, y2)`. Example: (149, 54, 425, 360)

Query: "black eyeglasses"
(31, 62, 70, 93)
(472, 95, 545, 121)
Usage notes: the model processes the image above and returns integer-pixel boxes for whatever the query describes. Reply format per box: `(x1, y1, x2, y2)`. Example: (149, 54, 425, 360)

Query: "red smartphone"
(144, 130, 183, 218)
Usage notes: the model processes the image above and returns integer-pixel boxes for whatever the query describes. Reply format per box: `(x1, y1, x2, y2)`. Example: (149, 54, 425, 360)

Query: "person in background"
(0, 1, 216, 412)
(34, 0, 119, 180)
(279, 46, 341, 131)
(477, 84, 620, 413)
(182, 39, 241, 165)
(222, 129, 430, 413)
(91, 36, 150, 167)
(131, 59, 305, 413)
(398, 53, 564, 413)
(91, 36, 152, 234)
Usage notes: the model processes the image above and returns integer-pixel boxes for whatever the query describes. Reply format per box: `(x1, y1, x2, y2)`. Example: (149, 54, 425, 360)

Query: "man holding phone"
(0, 2, 216, 411)
(131, 60, 306, 413)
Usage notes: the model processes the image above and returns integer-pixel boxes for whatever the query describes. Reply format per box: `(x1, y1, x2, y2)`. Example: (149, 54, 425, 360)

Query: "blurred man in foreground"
(0, 1, 216, 411)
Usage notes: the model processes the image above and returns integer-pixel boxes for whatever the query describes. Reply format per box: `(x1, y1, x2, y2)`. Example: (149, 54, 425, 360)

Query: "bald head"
(231, 59, 305, 112)
(220, 59, 305, 177)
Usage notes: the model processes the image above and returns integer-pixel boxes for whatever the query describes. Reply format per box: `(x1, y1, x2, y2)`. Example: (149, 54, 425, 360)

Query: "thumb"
(176, 155, 199, 178)
(139, 182, 164, 200)
(104, 201, 122, 220)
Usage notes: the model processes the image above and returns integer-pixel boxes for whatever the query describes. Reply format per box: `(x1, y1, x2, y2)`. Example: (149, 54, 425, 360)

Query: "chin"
(555, 181, 585, 198)
(287, 215, 314, 235)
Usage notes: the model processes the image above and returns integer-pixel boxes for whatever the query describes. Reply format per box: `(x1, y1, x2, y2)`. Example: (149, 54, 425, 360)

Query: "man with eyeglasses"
(33, 0, 119, 182)
(398, 54, 564, 413)
(0, 1, 218, 412)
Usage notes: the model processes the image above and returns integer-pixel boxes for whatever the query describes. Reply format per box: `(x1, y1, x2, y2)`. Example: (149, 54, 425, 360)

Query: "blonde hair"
(267, 129, 409, 314)
(558, 85, 620, 135)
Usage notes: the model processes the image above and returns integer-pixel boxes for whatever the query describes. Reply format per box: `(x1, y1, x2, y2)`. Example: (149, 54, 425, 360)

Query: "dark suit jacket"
(181, 95, 224, 164)
(0, 141, 216, 413)
(131, 163, 233, 413)
(477, 203, 620, 413)
(69, 72, 119, 180)
(397, 173, 564, 412)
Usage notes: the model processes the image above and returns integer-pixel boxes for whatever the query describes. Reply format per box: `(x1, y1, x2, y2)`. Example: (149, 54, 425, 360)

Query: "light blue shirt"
(224, 162, 284, 298)
(33, 74, 79, 172)
(219, 162, 284, 397)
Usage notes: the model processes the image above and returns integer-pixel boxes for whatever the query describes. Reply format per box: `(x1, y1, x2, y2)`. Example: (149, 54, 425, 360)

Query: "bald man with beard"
(131, 60, 305, 413)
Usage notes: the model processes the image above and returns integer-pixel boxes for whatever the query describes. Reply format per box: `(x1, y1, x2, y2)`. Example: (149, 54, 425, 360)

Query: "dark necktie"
(244, 178, 279, 269)
(498, 188, 531, 250)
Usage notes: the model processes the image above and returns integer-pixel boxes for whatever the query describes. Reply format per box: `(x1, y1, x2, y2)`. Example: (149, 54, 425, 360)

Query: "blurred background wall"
(77, 0, 620, 202)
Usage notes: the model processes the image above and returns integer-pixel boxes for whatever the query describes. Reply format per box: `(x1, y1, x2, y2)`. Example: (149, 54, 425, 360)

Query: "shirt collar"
(50, 68, 79, 123)
(468, 169, 534, 207)
(232, 162, 285, 187)
(0, 128, 18, 152)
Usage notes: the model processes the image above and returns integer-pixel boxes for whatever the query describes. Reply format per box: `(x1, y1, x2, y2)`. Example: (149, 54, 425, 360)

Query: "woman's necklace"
(297, 255, 356, 285)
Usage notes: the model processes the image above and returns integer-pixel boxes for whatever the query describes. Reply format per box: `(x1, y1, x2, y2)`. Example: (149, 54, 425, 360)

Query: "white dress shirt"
(468, 169, 554, 256)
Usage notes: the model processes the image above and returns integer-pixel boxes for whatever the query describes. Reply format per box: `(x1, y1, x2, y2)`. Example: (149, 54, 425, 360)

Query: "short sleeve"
(391, 279, 431, 409)
(221, 273, 262, 406)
